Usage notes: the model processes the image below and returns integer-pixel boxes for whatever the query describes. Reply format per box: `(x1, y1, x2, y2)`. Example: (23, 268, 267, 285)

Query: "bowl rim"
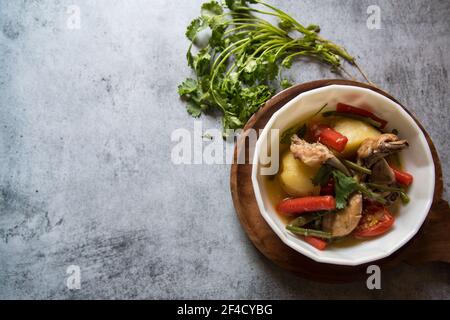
(251, 84, 435, 266)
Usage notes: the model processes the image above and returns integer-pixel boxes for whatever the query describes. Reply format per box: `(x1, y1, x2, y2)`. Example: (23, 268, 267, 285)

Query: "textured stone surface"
(0, 0, 449, 299)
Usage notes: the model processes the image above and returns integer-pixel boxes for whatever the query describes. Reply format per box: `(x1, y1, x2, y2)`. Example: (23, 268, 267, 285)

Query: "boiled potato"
(278, 151, 320, 197)
(332, 118, 381, 157)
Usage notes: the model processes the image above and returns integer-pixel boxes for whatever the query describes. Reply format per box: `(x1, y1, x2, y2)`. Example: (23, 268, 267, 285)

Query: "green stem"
(223, 25, 254, 35)
(357, 185, 387, 205)
(211, 38, 249, 71)
(365, 183, 410, 204)
(286, 225, 333, 239)
(317, 37, 355, 63)
(274, 39, 298, 57)
(225, 21, 286, 37)
(255, 0, 314, 34)
(289, 211, 333, 227)
(257, 0, 356, 65)
(344, 160, 372, 175)
(282, 50, 313, 62)
(209, 39, 252, 110)
(235, 5, 285, 20)
(236, 1, 357, 67)
(365, 183, 405, 193)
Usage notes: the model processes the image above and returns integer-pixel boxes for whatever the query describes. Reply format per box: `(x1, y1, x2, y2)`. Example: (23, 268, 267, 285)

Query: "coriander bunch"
(178, 0, 368, 133)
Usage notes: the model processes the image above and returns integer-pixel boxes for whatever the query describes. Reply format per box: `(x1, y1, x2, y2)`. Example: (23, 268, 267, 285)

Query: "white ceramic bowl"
(251, 84, 435, 266)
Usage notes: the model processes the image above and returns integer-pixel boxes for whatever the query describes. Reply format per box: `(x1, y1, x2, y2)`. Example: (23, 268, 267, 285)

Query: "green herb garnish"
(332, 170, 387, 208)
(179, 0, 368, 133)
(332, 170, 359, 209)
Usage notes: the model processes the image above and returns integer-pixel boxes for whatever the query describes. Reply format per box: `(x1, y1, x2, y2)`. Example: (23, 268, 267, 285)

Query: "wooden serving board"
(230, 79, 450, 283)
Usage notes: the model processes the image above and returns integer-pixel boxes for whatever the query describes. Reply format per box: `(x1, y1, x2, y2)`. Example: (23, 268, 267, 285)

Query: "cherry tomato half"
(354, 204, 395, 238)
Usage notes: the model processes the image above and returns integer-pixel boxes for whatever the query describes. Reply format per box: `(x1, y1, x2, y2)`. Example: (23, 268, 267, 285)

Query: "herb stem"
(289, 211, 334, 227)
(365, 183, 410, 204)
(356, 184, 387, 205)
(365, 183, 405, 192)
(286, 225, 333, 239)
(255, 1, 311, 34)
(344, 160, 372, 175)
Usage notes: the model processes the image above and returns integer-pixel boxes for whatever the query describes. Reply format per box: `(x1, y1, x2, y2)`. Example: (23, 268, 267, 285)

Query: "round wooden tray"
(230, 79, 450, 283)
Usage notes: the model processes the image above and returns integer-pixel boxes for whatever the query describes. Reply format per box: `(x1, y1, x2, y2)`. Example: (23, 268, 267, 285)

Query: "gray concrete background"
(0, 0, 449, 299)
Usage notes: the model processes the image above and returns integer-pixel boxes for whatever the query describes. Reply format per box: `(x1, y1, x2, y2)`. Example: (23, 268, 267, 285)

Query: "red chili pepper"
(336, 103, 388, 128)
(392, 167, 413, 186)
(277, 196, 336, 215)
(310, 124, 348, 152)
(304, 236, 327, 250)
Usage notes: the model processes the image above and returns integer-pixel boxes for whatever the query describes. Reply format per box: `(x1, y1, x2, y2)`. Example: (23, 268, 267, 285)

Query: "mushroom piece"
(290, 135, 351, 175)
(370, 158, 395, 185)
(322, 193, 363, 237)
(357, 133, 408, 168)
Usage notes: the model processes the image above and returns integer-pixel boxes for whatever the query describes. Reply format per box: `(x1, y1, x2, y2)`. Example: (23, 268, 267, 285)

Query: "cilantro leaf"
(332, 170, 359, 209)
(178, 77, 211, 118)
(237, 85, 272, 120)
(202, 1, 225, 27)
(281, 79, 293, 89)
(178, 78, 198, 96)
(186, 101, 202, 118)
(201, 1, 223, 18)
(244, 59, 258, 73)
(186, 17, 207, 41)
(281, 56, 292, 68)
(186, 46, 194, 68)
(193, 48, 211, 76)
(313, 168, 385, 209)
(223, 114, 243, 130)
(210, 25, 226, 48)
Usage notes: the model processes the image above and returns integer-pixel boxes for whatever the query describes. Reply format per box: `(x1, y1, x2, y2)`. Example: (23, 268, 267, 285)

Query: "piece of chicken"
(290, 135, 334, 166)
(322, 193, 363, 237)
(290, 135, 351, 175)
(357, 133, 408, 168)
